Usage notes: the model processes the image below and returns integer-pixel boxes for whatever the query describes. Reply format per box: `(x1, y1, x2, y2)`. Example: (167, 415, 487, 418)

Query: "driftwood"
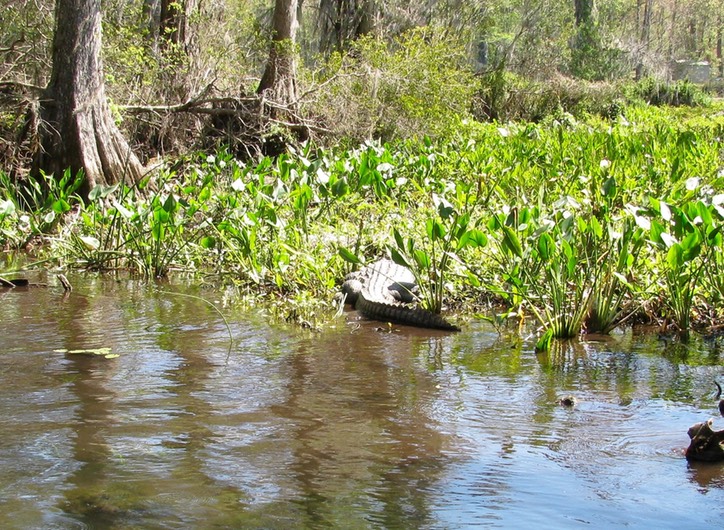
(685, 419, 724, 462)
(0, 276, 29, 287)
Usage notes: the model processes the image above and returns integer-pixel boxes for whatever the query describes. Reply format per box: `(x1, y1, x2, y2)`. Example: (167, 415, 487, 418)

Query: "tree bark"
(317, 0, 377, 55)
(159, 0, 198, 54)
(257, 0, 299, 108)
(574, 0, 596, 26)
(34, 0, 143, 196)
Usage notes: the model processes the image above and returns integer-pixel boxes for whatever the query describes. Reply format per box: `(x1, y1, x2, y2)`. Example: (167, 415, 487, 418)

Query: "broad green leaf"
(590, 216, 603, 238)
(458, 229, 487, 249)
(413, 249, 431, 270)
(162, 194, 177, 213)
(331, 177, 349, 197)
(501, 225, 523, 258)
(200, 236, 216, 249)
(426, 219, 446, 241)
(338, 247, 362, 264)
(52, 199, 71, 214)
(537, 232, 554, 260)
(152, 221, 165, 241)
(667, 243, 684, 269)
(680, 232, 701, 261)
(602, 176, 617, 198)
(390, 247, 411, 269)
(393, 228, 405, 252)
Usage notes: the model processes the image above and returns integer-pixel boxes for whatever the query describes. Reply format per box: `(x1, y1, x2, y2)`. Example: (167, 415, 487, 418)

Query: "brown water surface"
(1, 272, 723, 528)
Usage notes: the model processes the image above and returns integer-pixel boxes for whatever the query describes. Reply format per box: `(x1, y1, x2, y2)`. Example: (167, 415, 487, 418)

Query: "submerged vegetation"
(2, 103, 723, 341)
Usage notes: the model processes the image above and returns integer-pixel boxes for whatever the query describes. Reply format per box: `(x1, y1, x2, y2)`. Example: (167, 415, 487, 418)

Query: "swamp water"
(0, 272, 723, 529)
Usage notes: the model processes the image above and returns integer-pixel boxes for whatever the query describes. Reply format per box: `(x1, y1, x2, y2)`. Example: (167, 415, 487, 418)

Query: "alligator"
(339, 259, 460, 331)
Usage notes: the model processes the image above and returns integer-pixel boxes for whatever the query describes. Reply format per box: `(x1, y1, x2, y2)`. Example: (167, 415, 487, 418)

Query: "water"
(1, 271, 723, 529)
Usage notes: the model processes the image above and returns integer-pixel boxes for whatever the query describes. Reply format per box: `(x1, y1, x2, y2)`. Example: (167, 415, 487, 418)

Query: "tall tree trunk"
(635, 0, 654, 79)
(159, 0, 198, 54)
(34, 0, 143, 197)
(317, 0, 377, 55)
(718, 12, 723, 78)
(574, 0, 596, 26)
(257, 0, 299, 109)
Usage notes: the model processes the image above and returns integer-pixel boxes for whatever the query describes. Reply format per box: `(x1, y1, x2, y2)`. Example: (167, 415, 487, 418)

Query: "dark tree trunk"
(635, 0, 653, 80)
(574, 0, 595, 26)
(257, 0, 299, 108)
(317, 0, 376, 55)
(159, 0, 198, 53)
(34, 0, 143, 196)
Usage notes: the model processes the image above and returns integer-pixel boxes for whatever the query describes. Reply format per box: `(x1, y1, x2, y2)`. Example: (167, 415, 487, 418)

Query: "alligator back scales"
(342, 259, 460, 332)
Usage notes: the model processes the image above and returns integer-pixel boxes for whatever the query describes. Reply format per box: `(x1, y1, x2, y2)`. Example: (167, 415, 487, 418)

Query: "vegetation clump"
(2, 0, 723, 341)
(3, 105, 722, 339)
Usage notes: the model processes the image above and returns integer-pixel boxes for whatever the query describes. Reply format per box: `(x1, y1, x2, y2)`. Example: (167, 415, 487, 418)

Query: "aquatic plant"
(7, 102, 717, 331)
(641, 179, 723, 340)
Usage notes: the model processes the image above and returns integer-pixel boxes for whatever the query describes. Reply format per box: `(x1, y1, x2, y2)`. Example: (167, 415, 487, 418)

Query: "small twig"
(57, 274, 72, 292)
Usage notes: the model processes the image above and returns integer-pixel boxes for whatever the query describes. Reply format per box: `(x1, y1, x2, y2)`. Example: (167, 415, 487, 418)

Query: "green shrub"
(627, 78, 711, 107)
(473, 71, 625, 122)
(309, 27, 476, 142)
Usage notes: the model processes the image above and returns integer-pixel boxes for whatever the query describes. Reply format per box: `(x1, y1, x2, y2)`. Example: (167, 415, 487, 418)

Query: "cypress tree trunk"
(34, 0, 143, 197)
(257, 0, 299, 109)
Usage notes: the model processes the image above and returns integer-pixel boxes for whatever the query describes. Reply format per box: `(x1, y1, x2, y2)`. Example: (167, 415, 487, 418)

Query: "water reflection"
(0, 274, 723, 528)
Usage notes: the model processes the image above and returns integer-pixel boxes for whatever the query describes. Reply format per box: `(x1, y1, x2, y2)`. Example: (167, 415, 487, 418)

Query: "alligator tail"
(357, 296, 460, 332)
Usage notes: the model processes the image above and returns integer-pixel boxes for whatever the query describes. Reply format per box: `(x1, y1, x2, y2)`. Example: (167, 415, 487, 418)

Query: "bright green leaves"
(338, 246, 363, 265)
(487, 199, 644, 341)
(640, 184, 723, 340)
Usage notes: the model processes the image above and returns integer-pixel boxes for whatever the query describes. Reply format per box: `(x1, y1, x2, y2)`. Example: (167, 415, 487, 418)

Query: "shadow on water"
(1, 273, 724, 528)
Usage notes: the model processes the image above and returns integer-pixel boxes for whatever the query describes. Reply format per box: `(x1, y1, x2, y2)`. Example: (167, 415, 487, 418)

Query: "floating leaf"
(54, 347, 117, 359)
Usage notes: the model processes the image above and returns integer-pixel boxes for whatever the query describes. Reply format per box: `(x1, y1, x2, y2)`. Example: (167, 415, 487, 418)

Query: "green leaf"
(535, 328, 554, 353)
(338, 247, 362, 264)
(413, 249, 431, 270)
(666, 243, 684, 269)
(52, 199, 71, 214)
(680, 232, 701, 261)
(390, 247, 411, 269)
(602, 176, 617, 199)
(331, 177, 350, 197)
(590, 216, 603, 238)
(200, 236, 216, 249)
(501, 225, 523, 258)
(458, 229, 487, 249)
(426, 219, 446, 241)
(393, 228, 404, 251)
(537, 232, 554, 260)
(162, 194, 177, 213)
